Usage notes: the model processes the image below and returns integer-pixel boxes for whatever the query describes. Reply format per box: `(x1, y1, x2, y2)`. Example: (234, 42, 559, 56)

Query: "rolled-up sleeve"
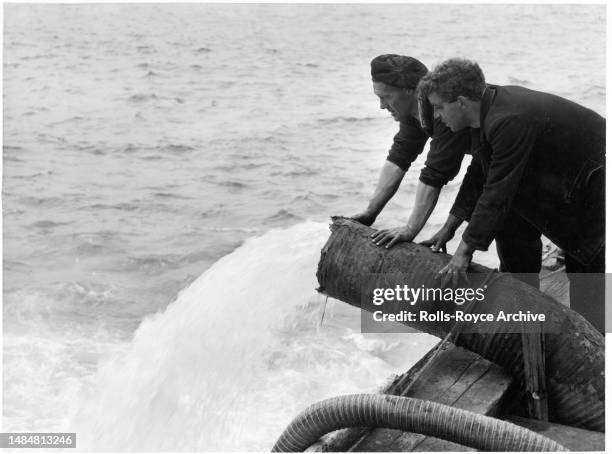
(386, 117, 429, 171)
(419, 118, 471, 187)
(462, 116, 538, 250)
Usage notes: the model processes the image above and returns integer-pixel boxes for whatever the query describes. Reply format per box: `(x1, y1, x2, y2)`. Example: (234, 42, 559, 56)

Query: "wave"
(270, 168, 317, 177)
(161, 144, 195, 153)
(213, 162, 265, 171)
(140, 154, 163, 160)
(214, 180, 249, 189)
(69, 221, 430, 450)
(582, 84, 605, 96)
(199, 205, 226, 218)
(4, 156, 24, 162)
(152, 192, 193, 200)
(263, 209, 305, 223)
(81, 202, 139, 212)
(316, 116, 378, 125)
(29, 220, 71, 229)
(200, 225, 260, 234)
(508, 76, 531, 85)
(122, 253, 184, 275)
(18, 196, 64, 208)
(127, 93, 158, 103)
(13, 171, 53, 179)
(3, 281, 141, 432)
(4, 145, 26, 153)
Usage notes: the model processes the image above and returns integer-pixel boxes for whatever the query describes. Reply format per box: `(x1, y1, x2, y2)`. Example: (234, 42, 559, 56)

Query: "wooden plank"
(381, 431, 426, 452)
(409, 366, 510, 452)
(412, 436, 475, 452)
(351, 428, 405, 452)
(540, 269, 569, 306)
(397, 348, 511, 452)
(505, 416, 604, 451)
(385, 347, 439, 395)
(409, 353, 492, 406)
(451, 363, 511, 415)
(354, 345, 480, 451)
(351, 344, 513, 452)
(398, 344, 481, 402)
(521, 330, 549, 420)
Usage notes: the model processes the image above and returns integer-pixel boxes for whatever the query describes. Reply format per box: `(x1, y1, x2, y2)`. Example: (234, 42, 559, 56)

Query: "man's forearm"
(364, 161, 406, 216)
(405, 181, 441, 236)
(455, 239, 476, 257)
(442, 213, 464, 235)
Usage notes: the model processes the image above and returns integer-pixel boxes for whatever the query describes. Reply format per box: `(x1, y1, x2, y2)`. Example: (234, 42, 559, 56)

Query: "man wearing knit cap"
(352, 54, 471, 249)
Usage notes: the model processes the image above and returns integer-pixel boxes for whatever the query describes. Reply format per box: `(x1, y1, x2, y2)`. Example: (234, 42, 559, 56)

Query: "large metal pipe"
(272, 394, 567, 452)
(316, 218, 604, 431)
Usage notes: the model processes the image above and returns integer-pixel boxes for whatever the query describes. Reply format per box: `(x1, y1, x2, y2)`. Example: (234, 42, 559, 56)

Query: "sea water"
(3, 4, 605, 450)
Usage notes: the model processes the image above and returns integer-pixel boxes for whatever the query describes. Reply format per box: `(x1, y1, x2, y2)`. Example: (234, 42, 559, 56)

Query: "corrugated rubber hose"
(272, 394, 567, 452)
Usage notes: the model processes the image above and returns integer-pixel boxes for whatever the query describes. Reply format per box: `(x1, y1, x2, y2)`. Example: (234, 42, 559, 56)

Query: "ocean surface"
(3, 4, 605, 451)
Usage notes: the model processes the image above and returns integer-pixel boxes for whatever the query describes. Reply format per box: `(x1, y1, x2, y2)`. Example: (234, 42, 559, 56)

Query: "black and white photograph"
(2, 3, 606, 451)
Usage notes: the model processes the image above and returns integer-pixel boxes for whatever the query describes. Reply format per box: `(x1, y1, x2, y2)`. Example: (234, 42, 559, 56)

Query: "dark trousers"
(495, 212, 605, 333)
(495, 213, 542, 289)
(565, 249, 605, 333)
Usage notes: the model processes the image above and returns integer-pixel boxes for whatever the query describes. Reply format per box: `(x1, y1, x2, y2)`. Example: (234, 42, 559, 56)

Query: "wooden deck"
(351, 344, 510, 452)
(309, 342, 604, 452)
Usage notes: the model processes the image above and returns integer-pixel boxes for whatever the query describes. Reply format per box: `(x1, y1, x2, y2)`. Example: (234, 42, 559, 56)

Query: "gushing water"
(72, 222, 434, 450)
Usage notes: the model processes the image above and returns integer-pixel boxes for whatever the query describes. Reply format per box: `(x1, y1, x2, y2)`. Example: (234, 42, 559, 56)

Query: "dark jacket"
(386, 103, 471, 188)
(451, 85, 605, 265)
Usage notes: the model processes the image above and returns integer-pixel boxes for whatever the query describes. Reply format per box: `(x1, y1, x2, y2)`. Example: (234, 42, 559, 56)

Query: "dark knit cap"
(371, 54, 428, 89)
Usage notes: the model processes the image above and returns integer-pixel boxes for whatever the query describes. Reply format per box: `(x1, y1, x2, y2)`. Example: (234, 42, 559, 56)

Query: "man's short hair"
(371, 54, 428, 89)
(417, 58, 486, 102)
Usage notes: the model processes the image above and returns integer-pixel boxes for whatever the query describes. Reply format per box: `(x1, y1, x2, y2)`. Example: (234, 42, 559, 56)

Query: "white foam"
(71, 222, 435, 451)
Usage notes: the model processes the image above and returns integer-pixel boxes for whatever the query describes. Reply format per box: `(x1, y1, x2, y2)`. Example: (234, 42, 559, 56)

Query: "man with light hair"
(351, 54, 471, 248)
(417, 58, 605, 331)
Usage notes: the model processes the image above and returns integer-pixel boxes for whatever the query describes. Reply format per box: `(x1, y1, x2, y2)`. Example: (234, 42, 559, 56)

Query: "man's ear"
(456, 95, 467, 107)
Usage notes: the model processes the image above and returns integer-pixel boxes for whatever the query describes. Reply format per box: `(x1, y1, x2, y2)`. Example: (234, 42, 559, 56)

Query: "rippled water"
(3, 3, 605, 450)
